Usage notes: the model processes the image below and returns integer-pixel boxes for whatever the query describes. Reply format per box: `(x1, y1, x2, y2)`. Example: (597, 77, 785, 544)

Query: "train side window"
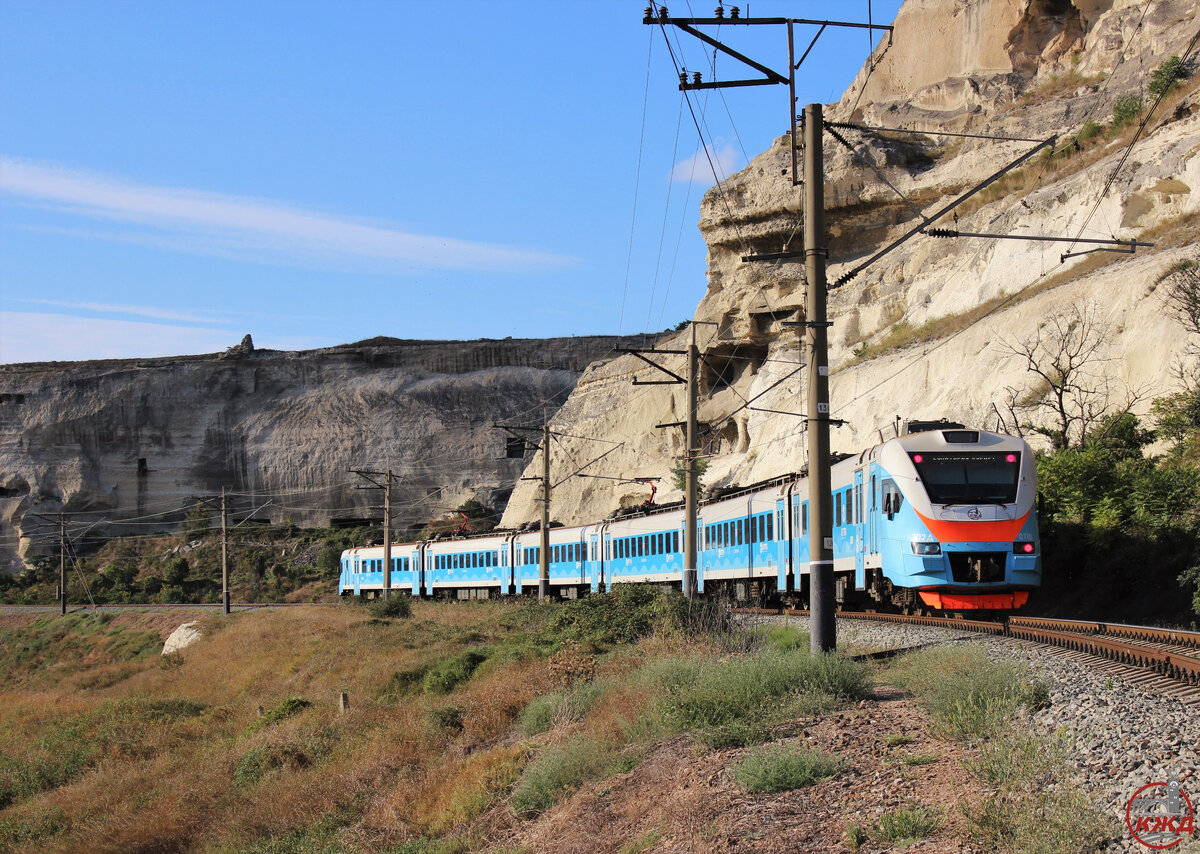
(835, 493, 842, 527)
(766, 513, 773, 541)
(673, 531, 679, 552)
(802, 502, 808, 534)
(871, 474, 878, 510)
(845, 491, 853, 526)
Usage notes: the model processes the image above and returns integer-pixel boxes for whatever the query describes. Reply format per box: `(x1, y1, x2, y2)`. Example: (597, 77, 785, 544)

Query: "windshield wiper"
(939, 498, 1011, 507)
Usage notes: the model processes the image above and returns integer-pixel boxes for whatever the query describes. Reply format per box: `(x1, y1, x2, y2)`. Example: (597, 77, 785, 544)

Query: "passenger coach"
(339, 422, 1040, 611)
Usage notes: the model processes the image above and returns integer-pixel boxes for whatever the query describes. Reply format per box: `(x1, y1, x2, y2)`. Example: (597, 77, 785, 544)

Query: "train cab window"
(882, 479, 904, 518)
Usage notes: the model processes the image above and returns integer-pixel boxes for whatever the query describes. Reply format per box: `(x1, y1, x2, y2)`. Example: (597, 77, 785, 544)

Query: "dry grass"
(0, 595, 875, 852)
(0, 601, 555, 853)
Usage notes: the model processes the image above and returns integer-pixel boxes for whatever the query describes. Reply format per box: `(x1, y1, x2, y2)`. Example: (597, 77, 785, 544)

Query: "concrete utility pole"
(641, 11, 901, 648)
(383, 467, 392, 600)
(221, 487, 230, 615)
(804, 104, 836, 654)
(539, 422, 551, 602)
(59, 512, 66, 616)
(349, 466, 399, 598)
(616, 328, 704, 600)
(683, 323, 699, 600)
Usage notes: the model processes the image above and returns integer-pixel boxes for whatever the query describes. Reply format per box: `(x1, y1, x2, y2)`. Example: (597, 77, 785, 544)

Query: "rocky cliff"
(501, 0, 1200, 527)
(0, 335, 649, 572)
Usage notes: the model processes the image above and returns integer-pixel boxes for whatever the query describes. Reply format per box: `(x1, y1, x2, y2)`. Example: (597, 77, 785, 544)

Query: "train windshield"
(909, 451, 1020, 504)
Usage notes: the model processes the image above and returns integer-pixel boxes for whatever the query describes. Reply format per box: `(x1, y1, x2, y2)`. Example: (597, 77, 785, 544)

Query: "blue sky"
(1, 0, 900, 363)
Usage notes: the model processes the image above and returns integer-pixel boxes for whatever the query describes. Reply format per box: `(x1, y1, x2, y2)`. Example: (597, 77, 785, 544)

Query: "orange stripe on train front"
(913, 510, 1029, 543)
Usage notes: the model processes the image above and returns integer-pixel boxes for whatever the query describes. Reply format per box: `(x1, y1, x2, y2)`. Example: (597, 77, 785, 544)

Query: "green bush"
(873, 807, 942, 844)
(247, 697, 312, 734)
(889, 646, 1047, 742)
(317, 545, 342, 579)
(422, 649, 489, 694)
(731, 744, 842, 792)
(511, 737, 619, 818)
(368, 594, 412, 619)
(651, 650, 871, 747)
(517, 680, 605, 735)
(547, 585, 725, 647)
(1149, 55, 1188, 99)
(1077, 118, 1103, 142)
(377, 665, 429, 702)
(1111, 93, 1143, 130)
(761, 624, 808, 652)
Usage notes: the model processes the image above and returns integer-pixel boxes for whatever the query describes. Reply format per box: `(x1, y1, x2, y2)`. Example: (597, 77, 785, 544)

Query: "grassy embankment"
(0, 590, 872, 853)
(0, 590, 1121, 854)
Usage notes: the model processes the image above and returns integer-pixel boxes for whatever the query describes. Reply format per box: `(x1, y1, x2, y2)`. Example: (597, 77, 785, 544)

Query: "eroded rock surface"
(502, 0, 1200, 528)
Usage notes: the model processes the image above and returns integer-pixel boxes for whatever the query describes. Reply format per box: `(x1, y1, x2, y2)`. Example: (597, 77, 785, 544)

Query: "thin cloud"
(670, 144, 742, 185)
(0, 157, 577, 274)
(14, 298, 232, 326)
(0, 312, 247, 364)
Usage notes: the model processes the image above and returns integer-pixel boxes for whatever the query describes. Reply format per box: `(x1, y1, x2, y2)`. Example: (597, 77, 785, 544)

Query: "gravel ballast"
(755, 614, 1200, 853)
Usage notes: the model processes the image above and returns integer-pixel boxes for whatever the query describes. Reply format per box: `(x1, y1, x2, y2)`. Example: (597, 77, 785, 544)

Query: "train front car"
(872, 427, 1040, 611)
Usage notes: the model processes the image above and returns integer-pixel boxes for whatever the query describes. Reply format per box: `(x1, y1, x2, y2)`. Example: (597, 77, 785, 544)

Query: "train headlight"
(1013, 542, 1036, 554)
(911, 541, 941, 556)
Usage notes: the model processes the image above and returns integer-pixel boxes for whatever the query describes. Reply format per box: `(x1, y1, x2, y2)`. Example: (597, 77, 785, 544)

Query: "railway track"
(737, 607, 1200, 702)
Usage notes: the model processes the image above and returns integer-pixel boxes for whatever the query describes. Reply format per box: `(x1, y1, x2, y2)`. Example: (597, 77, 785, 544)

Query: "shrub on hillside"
(1110, 93, 1143, 131)
(547, 584, 727, 647)
(732, 744, 842, 793)
(1149, 55, 1189, 99)
(368, 593, 412, 619)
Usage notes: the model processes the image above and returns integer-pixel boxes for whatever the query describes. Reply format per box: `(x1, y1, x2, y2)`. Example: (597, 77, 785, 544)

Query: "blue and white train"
(339, 423, 1041, 611)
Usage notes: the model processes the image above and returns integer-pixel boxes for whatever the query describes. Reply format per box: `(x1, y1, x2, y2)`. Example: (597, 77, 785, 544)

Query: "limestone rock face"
(0, 336, 645, 572)
(501, 0, 1200, 529)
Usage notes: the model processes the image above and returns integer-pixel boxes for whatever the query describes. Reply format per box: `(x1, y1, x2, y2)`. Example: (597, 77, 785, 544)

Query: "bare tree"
(999, 303, 1127, 450)
(1159, 258, 1200, 343)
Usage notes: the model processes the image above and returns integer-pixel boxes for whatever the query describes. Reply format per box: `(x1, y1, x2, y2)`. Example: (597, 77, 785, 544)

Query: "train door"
(602, 532, 612, 591)
(588, 533, 599, 592)
(853, 469, 866, 590)
(868, 472, 879, 559)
